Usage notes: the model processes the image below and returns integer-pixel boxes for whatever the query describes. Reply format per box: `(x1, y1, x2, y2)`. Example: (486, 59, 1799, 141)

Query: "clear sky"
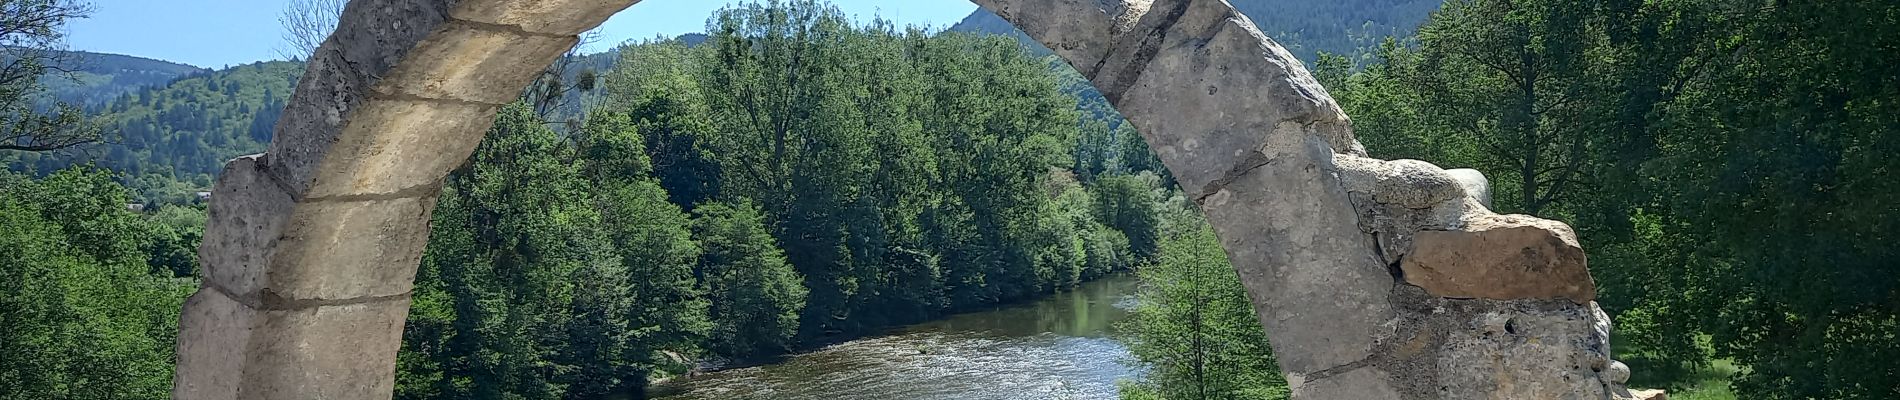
(66, 0, 979, 68)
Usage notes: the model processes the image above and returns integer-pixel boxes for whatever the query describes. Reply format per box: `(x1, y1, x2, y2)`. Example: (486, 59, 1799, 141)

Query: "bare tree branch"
(277, 0, 345, 60)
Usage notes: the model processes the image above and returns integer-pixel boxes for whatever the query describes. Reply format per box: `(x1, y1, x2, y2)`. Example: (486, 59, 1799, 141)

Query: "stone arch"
(172, 1, 1636, 399)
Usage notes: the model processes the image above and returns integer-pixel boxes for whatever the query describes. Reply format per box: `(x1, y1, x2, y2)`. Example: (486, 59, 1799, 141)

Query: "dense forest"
(3, 0, 1897, 399)
(2, 60, 300, 204)
(34, 51, 206, 109)
(1311, 0, 1900, 398)
(390, 3, 1179, 396)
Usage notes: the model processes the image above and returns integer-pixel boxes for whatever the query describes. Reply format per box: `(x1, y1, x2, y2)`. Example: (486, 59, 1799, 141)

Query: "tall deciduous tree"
(1332, 0, 1899, 397)
(1406, 0, 1611, 215)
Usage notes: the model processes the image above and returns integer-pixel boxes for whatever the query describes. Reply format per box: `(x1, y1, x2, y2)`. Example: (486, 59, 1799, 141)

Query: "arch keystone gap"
(174, 0, 1645, 399)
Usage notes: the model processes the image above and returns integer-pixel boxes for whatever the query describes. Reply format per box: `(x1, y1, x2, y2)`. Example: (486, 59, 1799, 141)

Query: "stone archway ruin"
(171, 0, 1645, 399)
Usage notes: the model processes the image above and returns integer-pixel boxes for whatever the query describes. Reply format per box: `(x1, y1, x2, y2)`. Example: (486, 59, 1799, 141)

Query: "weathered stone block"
(1105, 0, 1357, 198)
(270, 195, 439, 300)
(970, 0, 1127, 69)
(376, 22, 579, 105)
(264, 47, 371, 198)
(328, 0, 456, 77)
(173, 289, 412, 400)
(265, 0, 468, 196)
(199, 155, 295, 299)
(1381, 286, 1617, 400)
(172, 290, 254, 399)
(1336, 156, 1467, 209)
(450, 0, 642, 36)
(302, 98, 497, 198)
(1290, 367, 1401, 400)
(198, 155, 439, 302)
(267, 16, 569, 197)
(1403, 214, 1596, 303)
(1446, 168, 1492, 208)
(1198, 135, 1394, 375)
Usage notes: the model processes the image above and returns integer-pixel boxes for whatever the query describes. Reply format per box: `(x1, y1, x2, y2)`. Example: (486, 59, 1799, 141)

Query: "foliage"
(600, 0, 1157, 343)
(35, 51, 204, 109)
(1092, 173, 1162, 262)
(1118, 210, 1286, 400)
(0, 167, 194, 400)
(578, 112, 709, 393)
(692, 201, 807, 359)
(143, 203, 206, 278)
(400, 104, 603, 399)
(387, 6, 1169, 389)
(0, 0, 100, 153)
(1332, 0, 1900, 397)
(4, 60, 301, 204)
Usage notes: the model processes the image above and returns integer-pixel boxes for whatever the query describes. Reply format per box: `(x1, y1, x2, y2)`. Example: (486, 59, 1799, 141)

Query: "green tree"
(0, 168, 191, 400)
(578, 111, 710, 396)
(142, 203, 205, 278)
(1648, 1, 1900, 397)
(912, 31, 1082, 306)
(1118, 215, 1286, 400)
(400, 104, 598, 400)
(604, 40, 722, 208)
(592, 0, 1143, 362)
(1394, 0, 1612, 215)
(692, 201, 807, 359)
(1092, 173, 1161, 262)
(1330, 0, 1900, 397)
(696, 1, 880, 338)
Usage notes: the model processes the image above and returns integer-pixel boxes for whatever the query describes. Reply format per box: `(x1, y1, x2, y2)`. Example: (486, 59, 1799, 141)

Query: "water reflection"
(654, 275, 1142, 400)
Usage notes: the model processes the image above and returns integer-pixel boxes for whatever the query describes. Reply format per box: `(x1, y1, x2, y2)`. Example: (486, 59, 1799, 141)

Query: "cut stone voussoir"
(374, 22, 580, 105)
(301, 98, 499, 198)
(1402, 214, 1597, 303)
(172, 289, 411, 400)
(197, 153, 439, 303)
(450, 0, 642, 36)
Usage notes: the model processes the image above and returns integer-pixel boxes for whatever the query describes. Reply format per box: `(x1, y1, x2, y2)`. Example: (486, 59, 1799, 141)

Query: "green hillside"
(37, 50, 207, 109)
(5, 61, 302, 202)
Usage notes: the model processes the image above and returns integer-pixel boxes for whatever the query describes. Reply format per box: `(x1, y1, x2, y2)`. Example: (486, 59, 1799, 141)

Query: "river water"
(653, 275, 1143, 400)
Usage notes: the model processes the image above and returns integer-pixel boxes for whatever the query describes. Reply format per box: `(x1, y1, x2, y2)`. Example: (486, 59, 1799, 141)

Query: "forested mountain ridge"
(35, 50, 207, 109)
(3, 60, 301, 203)
(949, 0, 1444, 63)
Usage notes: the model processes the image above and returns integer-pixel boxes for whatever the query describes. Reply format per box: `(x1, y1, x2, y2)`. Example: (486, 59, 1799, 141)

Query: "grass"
(1616, 333, 1740, 400)
(1664, 359, 1738, 400)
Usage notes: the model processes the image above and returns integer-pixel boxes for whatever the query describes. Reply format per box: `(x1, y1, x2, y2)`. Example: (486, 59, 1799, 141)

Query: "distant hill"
(6, 61, 303, 200)
(948, 0, 1443, 64)
(37, 51, 208, 109)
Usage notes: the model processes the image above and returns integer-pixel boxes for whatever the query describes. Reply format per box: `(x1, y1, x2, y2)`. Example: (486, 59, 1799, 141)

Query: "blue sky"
(67, 0, 979, 68)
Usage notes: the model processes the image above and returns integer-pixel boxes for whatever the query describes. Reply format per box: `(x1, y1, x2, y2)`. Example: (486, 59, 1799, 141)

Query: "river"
(652, 274, 1144, 400)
